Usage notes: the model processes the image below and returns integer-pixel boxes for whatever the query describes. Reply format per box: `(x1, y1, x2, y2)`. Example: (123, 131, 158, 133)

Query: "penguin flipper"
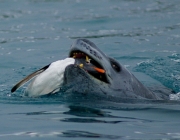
(11, 64, 50, 93)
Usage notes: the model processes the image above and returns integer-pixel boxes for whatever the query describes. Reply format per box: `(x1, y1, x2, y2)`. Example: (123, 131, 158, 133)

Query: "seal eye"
(109, 57, 121, 72)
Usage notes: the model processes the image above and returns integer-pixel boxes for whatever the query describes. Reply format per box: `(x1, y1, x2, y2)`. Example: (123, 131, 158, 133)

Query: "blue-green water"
(1, 0, 180, 139)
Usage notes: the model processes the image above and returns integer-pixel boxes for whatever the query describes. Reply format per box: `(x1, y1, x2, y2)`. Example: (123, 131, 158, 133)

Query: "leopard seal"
(64, 39, 169, 100)
(11, 39, 170, 99)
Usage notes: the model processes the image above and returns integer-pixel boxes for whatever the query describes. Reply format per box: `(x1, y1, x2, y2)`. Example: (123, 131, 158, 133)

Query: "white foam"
(25, 58, 75, 97)
(169, 92, 180, 100)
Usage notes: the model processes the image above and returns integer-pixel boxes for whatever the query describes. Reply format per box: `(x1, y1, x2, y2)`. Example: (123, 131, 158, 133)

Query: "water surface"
(1, 0, 180, 139)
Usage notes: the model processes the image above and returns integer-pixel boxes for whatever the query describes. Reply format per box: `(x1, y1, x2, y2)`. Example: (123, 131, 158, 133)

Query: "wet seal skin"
(67, 39, 172, 100)
(11, 39, 172, 99)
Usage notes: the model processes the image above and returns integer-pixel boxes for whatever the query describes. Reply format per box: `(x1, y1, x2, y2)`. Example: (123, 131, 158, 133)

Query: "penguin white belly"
(25, 58, 75, 97)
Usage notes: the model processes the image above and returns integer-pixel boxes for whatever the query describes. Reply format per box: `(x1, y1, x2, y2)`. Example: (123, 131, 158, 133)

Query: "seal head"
(66, 39, 162, 99)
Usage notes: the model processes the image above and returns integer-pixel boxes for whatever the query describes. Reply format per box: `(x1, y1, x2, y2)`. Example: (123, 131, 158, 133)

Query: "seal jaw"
(69, 50, 109, 84)
(63, 64, 108, 94)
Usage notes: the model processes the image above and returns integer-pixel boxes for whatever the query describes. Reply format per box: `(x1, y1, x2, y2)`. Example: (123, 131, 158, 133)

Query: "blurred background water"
(1, 0, 180, 139)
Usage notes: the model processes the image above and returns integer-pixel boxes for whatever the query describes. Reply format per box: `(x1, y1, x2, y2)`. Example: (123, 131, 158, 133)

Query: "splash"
(134, 54, 180, 93)
(170, 92, 180, 101)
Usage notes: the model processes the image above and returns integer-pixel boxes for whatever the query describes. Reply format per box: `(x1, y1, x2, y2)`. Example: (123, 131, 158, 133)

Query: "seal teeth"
(86, 55, 90, 63)
(72, 52, 86, 58)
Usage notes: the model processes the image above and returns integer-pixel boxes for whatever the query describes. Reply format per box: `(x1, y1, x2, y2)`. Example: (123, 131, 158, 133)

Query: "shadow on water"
(0, 130, 122, 139)
(3, 101, 180, 139)
(3, 103, 166, 139)
(2, 90, 180, 139)
(23, 105, 154, 124)
(59, 130, 121, 139)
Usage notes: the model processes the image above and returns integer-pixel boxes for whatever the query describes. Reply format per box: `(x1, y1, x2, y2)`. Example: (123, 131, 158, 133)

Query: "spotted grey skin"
(64, 39, 170, 100)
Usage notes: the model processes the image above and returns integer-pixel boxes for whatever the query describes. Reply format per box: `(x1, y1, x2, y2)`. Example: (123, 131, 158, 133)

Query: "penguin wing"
(11, 64, 50, 93)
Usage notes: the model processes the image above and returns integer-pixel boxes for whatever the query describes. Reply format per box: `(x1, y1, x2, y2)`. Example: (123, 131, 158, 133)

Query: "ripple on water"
(0, 1, 180, 140)
(134, 53, 180, 93)
(0, 130, 122, 139)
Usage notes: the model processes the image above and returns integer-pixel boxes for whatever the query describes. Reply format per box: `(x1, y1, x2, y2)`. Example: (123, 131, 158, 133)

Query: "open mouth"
(69, 50, 109, 83)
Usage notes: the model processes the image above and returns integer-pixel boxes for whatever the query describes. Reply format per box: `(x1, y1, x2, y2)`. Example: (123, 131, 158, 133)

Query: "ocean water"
(1, 0, 180, 139)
